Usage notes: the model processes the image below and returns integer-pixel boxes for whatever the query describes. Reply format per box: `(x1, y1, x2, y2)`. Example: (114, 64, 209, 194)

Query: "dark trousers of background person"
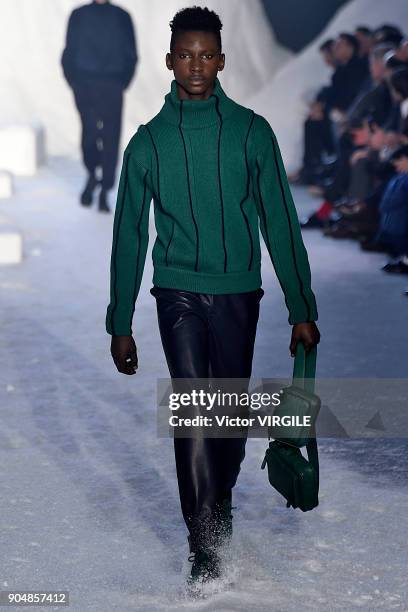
(323, 131, 355, 203)
(150, 286, 264, 547)
(73, 80, 123, 191)
(302, 115, 335, 178)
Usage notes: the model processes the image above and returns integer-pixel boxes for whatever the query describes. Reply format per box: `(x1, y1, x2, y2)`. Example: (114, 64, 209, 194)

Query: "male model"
(61, 0, 137, 212)
(106, 6, 320, 585)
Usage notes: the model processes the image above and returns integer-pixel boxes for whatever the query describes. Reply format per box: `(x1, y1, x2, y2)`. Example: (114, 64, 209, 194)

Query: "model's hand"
(111, 335, 138, 375)
(289, 322, 320, 357)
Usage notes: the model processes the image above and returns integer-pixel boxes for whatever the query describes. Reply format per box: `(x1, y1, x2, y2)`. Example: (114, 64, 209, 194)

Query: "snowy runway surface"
(0, 160, 407, 611)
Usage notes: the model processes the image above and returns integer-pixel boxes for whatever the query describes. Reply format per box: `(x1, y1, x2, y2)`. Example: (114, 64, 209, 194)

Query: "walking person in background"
(61, 0, 138, 213)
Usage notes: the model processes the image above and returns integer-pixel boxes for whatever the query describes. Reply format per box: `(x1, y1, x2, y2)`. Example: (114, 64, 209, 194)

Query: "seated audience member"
(355, 26, 374, 57)
(289, 39, 336, 184)
(301, 45, 406, 232)
(300, 43, 396, 228)
(292, 33, 369, 186)
(321, 68, 408, 246)
(327, 48, 400, 209)
(376, 149, 408, 274)
(348, 44, 395, 126)
(354, 26, 374, 83)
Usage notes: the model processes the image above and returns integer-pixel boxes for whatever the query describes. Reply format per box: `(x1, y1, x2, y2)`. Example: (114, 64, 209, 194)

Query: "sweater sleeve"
(106, 128, 153, 336)
(250, 115, 318, 324)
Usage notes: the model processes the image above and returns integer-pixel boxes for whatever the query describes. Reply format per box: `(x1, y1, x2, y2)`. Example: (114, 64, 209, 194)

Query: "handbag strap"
(292, 342, 317, 394)
(306, 423, 319, 488)
(293, 342, 319, 484)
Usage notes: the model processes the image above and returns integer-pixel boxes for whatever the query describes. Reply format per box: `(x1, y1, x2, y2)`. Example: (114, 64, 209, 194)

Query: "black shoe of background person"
(323, 223, 364, 240)
(360, 239, 390, 253)
(80, 174, 98, 207)
(98, 189, 111, 213)
(300, 213, 325, 229)
(381, 258, 408, 274)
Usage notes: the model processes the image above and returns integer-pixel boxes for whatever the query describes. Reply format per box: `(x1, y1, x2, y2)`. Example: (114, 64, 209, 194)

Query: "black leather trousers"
(150, 285, 264, 543)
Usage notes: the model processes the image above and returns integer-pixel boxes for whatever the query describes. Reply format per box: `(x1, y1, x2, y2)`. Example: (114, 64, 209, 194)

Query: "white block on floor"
(0, 171, 13, 198)
(0, 228, 23, 264)
(0, 123, 46, 176)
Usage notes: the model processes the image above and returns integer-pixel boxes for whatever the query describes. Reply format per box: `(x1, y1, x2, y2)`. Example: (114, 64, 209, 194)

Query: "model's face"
(166, 30, 225, 100)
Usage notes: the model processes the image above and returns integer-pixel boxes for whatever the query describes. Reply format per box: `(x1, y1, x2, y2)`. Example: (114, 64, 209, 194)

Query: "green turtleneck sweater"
(106, 77, 318, 336)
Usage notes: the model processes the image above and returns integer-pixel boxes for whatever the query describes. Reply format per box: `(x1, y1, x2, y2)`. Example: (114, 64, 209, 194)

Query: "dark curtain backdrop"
(261, 0, 349, 52)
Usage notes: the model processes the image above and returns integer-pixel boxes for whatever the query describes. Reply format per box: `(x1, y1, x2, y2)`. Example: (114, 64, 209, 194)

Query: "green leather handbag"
(261, 343, 320, 512)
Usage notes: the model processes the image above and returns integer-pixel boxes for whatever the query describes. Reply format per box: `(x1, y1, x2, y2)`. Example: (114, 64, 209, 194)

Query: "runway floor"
(0, 158, 406, 611)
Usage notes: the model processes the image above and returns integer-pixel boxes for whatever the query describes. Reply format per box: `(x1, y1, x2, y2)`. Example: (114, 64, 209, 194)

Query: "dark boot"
(187, 513, 223, 584)
(188, 548, 221, 584)
(98, 188, 111, 213)
(80, 174, 98, 206)
(213, 498, 234, 548)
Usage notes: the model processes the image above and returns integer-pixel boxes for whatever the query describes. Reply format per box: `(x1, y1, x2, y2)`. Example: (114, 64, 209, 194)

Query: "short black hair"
(319, 39, 334, 53)
(338, 32, 360, 55)
(355, 26, 372, 37)
(169, 6, 223, 52)
(374, 24, 404, 47)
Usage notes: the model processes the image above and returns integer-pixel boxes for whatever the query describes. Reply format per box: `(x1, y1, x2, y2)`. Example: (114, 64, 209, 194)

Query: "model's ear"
(165, 52, 173, 70)
(218, 54, 226, 71)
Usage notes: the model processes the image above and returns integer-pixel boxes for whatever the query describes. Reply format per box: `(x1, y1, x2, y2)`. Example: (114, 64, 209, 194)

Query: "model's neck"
(175, 81, 215, 101)
(160, 76, 236, 129)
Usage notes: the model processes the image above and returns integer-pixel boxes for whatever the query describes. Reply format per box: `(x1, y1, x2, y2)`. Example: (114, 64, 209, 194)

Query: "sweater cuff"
(288, 307, 318, 325)
(105, 306, 132, 336)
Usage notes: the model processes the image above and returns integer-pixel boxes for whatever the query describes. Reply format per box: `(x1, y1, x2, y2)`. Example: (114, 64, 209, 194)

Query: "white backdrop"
(0, 0, 291, 158)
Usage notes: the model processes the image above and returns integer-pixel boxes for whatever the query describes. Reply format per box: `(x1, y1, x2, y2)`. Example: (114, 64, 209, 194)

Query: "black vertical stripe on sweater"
(128, 168, 149, 331)
(240, 111, 256, 271)
(214, 95, 228, 273)
(109, 150, 131, 335)
(165, 221, 175, 267)
(255, 159, 291, 315)
(269, 135, 311, 321)
(144, 125, 173, 266)
(107, 76, 318, 337)
(179, 101, 200, 272)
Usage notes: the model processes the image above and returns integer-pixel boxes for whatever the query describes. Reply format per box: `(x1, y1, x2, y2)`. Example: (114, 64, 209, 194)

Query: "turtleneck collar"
(159, 76, 237, 129)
